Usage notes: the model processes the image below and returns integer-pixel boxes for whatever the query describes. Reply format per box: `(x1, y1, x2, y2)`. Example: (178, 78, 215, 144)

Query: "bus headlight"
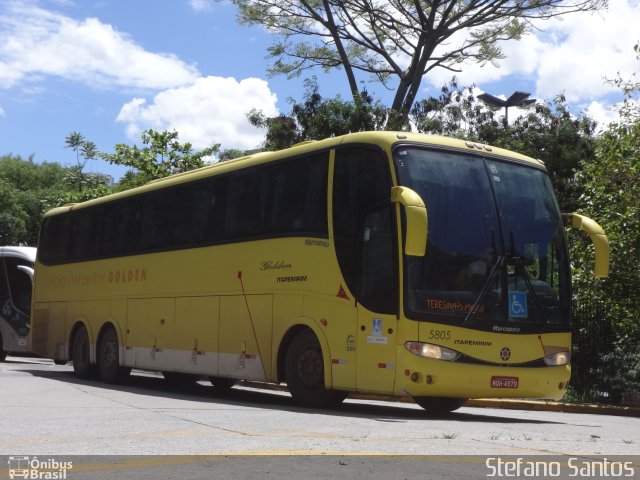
(543, 351, 571, 366)
(404, 341, 460, 361)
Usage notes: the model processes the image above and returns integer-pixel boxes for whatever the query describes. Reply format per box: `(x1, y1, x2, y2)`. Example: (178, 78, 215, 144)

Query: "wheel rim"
(296, 346, 323, 388)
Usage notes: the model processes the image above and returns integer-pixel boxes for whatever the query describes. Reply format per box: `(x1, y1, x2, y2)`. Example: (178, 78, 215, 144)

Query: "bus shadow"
(20, 365, 564, 425)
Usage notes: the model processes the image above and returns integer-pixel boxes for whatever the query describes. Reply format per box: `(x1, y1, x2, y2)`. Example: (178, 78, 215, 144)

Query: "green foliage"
(100, 129, 220, 181)
(291, 80, 387, 139)
(411, 80, 491, 138)
(65, 131, 98, 192)
(568, 46, 640, 402)
(248, 111, 299, 151)
(0, 155, 71, 245)
(54, 184, 114, 206)
(249, 78, 387, 150)
(218, 148, 250, 162)
(572, 122, 640, 320)
(0, 178, 28, 244)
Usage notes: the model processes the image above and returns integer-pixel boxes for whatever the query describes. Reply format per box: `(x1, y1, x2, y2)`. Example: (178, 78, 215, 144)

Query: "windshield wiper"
(463, 256, 505, 325)
(462, 254, 550, 325)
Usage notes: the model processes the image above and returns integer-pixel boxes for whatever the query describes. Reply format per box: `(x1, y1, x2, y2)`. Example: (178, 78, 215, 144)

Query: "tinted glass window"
(265, 154, 328, 235)
(333, 146, 396, 313)
(396, 147, 570, 328)
(225, 169, 266, 239)
(102, 198, 142, 256)
(39, 152, 329, 265)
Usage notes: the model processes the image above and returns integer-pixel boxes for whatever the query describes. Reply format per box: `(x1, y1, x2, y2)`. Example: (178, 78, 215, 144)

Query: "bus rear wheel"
(71, 325, 96, 379)
(413, 396, 467, 414)
(285, 329, 346, 408)
(97, 327, 130, 384)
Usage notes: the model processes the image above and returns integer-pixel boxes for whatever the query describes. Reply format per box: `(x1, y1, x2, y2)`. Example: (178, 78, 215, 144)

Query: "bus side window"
(265, 154, 328, 236)
(226, 170, 266, 239)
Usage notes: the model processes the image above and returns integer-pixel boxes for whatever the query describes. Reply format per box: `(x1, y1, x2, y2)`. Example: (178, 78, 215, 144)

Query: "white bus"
(0, 246, 36, 361)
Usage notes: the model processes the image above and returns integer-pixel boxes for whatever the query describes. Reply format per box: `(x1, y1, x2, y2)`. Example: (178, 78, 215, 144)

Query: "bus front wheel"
(284, 329, 346, 408)
(71, 325, 96, 379)
(97, 327, 130, 384)
(413, 396, 467, 414)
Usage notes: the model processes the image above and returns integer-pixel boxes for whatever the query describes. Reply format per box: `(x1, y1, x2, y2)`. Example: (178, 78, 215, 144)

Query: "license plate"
(491, 376, 519, 388)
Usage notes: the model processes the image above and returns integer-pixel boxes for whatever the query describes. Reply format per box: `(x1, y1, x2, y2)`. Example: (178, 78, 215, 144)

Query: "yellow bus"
(29, 131, 609, 413)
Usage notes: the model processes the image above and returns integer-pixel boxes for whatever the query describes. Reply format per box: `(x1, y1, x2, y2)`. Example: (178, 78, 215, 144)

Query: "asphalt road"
(1, 357, 639, 479)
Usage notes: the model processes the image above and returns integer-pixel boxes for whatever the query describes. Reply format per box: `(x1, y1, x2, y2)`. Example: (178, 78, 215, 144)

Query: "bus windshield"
(395, 146, 571, 331)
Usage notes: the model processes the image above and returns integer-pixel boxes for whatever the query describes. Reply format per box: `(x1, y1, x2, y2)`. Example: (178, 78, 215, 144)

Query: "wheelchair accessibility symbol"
(509, 291, 528, 318)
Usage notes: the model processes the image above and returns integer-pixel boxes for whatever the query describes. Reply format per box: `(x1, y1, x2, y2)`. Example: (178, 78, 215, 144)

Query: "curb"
(465, 398, 640, 417)
(240, 381, 640, 417)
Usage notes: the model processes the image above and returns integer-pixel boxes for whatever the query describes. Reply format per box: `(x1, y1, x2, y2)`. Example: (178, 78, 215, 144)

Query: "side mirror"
(391, 186, 427, 257)
(563, 213, 610, 278)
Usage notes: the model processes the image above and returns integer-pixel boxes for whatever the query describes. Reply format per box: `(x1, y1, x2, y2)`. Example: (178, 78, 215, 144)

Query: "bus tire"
(413, 396, 467, 414)
(97, 327, 130, 384)
(71, 325, 96, 379)
(285, 329, 346, 408)
(209, 376, 236, 390)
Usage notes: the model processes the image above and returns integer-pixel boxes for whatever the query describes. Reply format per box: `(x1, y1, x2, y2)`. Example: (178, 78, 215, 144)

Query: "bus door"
(333, 147, 398, 394)
(355, 205, 398, 394)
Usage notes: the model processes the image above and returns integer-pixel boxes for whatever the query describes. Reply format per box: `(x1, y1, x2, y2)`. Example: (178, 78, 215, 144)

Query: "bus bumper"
(394, 352, 571, 400)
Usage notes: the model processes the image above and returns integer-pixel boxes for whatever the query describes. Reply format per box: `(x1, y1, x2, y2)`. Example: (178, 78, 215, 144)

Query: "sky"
(1, 0, 639, 181)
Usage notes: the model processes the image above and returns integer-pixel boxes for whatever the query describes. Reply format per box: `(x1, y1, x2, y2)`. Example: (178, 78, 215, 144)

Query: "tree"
(411, 79, 490, 137)
(0, 155, 71, 245)
(248, 111, 300, 151)
(65, 132, 98, 192)
(0, 178, 28, 245)
(100, 129, 219, 181)
(227, 0, 604, 129)
(249, 78, 387, 149)
(218, 148, 250, 162)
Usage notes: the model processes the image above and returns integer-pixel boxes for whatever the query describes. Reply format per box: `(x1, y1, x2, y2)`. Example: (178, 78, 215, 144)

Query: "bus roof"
(42, 131, 543, 218)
